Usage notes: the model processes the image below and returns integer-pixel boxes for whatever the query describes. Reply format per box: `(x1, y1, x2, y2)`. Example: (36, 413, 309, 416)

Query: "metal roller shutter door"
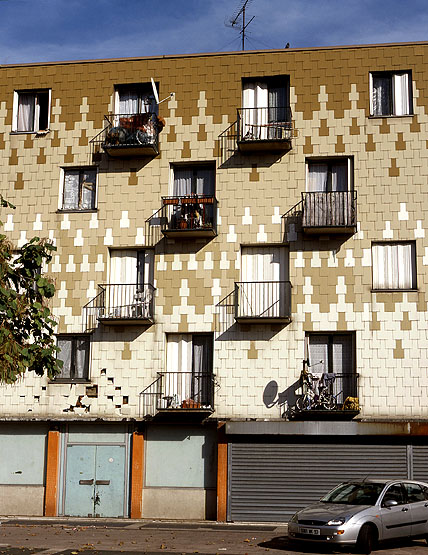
(412, 446, 428, 483)
(228, 443, 408, 522)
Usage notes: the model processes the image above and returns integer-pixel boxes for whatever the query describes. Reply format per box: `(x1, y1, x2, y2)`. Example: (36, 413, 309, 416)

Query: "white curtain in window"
(57, 338, 72, 379)
(372, 242, 415, 289)
(166, 334, 192, 406)
(75, 338, 89, 379)
(81, 170, 96, 210)
(241, 247, 285, 317)
(331, 162, 348, 192)
(242, 81, 268, 139)
(17, 94, 35, 132)
(394, 73, 410, 116)
(307, 335, 328, 374)
(307, 163, 328, 192)
(195, 168, 215, 195)
(63, 171, 80, 210)
(118, 91, 139, 115)
(173, 169, 193, 196)
(109, 250, 140, 317)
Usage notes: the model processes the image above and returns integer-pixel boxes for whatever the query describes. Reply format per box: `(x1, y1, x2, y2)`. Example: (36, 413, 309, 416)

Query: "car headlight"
(327, 518, 346, 526)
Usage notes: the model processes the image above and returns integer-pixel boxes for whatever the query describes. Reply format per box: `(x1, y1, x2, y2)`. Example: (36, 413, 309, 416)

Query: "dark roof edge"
(1, 40, 428, 69)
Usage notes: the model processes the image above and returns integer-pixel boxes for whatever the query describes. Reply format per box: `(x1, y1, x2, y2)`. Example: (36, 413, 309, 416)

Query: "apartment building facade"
(1, 41, 428, 522)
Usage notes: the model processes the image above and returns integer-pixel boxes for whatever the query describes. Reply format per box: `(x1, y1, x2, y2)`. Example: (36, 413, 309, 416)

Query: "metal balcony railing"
(237, 106, 294, 143)
(83, 283, 155, 330)
(302, 191, 357, 230)
(294, 372, 360, 413)
(160, 195, 217, 237)
(234, 281, 292, 322)
(90, 113, 161, 157)
(139, 372, 214, 417)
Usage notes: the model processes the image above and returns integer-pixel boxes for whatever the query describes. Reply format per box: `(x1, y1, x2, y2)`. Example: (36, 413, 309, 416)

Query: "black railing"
(237, 106, 294, 142)
(235, 281, 292, 321)
(83, 283, 155, 329)
(90, 113, 161, 155)
(294, 372, 359, 412)
(302, 191, 357, 229)
(139, 372, 214, 417)
(161, 195, 217, 235)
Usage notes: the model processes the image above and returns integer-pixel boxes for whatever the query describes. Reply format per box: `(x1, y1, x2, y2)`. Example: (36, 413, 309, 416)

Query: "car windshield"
(320, 482, 385, 505)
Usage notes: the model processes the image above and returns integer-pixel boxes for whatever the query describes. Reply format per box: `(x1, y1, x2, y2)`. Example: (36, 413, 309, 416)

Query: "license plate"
(300, 527, 320, 536)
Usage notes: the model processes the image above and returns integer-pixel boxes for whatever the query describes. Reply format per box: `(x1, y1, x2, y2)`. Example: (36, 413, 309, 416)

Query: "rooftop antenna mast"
(225, 0, 255, 51)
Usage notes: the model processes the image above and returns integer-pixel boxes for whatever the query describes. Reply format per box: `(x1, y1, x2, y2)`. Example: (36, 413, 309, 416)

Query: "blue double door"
(64, 444, 127, 517)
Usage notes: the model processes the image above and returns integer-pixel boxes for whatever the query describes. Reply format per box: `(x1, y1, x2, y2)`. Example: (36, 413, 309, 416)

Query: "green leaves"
(0, 221, 60, 384)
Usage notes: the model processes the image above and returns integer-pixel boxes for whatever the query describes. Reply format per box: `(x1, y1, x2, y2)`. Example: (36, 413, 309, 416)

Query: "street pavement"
(0, 518, 428, 555)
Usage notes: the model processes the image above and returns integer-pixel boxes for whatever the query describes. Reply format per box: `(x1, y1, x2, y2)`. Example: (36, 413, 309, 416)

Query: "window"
(104, 249, 154, 319)
(56, 335, 90, 382)
(307, 158, 352, 193)
(370, 71, 412, 116)
(115, 83, 157, 115)
(13, 89, 50, 132)
(238, 246, 289, 319)
(403, 483, 425, 503)
(61, 168, 96, 211)
(173, 165, 215, 197)
(372, 242, 416, 290)
(382, 483, 406, 506)
(306, 333, 356, 404)
(165, 334, 214, 408)
(242, 76, 290, 139)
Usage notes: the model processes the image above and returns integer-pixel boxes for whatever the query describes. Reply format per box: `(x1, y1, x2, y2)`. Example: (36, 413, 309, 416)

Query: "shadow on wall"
(262, 379, 300, 415)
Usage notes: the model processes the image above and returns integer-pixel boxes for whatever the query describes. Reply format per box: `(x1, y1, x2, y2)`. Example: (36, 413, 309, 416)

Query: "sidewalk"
(0, 517, 289, 554)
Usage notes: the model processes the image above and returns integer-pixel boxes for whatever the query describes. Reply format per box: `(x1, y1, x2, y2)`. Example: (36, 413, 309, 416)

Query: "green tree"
(0, 197, 62, 383)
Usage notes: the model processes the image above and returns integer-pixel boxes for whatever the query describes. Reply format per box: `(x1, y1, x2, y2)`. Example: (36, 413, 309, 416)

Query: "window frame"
(371, 240, 417, 292)
(12, 89, 51, 133)
(54, 334, 91, 383)
(114, 82, 158, 115)
(306, 157, 354, 192)
(369, 71, 413, 117)
(59, 167, 98, 212)
(305, 332, 356, 375)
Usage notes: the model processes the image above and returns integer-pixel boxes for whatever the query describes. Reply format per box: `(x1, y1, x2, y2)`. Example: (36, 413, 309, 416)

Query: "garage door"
(228, 443, 408, 522)
(412, 446, 428, 483)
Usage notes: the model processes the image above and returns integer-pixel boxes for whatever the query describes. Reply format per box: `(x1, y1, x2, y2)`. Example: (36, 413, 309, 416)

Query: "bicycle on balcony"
(295, 360, 339, 411)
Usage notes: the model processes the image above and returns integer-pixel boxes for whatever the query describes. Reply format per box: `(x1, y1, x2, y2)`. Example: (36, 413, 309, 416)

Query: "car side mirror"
(383, 499, 398, 508)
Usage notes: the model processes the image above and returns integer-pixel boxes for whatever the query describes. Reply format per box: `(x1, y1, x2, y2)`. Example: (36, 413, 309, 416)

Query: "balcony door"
(242, 76, 289, 140)
(107, 250, 153, 318)
(305, 158, 353, 227)
(165, 334, 213, 409)
(240, 247, 288, 318)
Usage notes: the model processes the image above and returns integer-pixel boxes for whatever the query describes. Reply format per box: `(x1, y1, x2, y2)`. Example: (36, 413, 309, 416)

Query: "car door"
(403, 482, 428, 537)
(379, 483, 412, 540)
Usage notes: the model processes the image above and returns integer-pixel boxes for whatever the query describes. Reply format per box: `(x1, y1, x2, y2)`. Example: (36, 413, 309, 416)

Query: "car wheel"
(356, 523, 377, 555)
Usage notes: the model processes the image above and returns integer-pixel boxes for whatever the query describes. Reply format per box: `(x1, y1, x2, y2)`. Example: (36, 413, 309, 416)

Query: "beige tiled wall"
(1, 43, 428, 420)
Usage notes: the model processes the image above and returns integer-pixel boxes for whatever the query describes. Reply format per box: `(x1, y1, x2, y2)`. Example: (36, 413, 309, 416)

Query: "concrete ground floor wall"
(142, 487, 217, 520)
(0, 485, 45, 515)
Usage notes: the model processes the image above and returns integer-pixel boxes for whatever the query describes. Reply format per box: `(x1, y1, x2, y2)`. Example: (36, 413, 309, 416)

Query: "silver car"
(288, 479, 428, 554)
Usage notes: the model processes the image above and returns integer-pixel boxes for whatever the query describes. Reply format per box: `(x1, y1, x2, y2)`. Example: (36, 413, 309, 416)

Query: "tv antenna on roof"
(225, 0, 255, 51)
(151, 78, 174, 105)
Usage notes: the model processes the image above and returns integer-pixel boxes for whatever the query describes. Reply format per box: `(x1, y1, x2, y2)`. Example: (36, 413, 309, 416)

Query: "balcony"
(160, 195, 217, 238)
(291, 372, 360, 421)
(302, 191, 357, 234)
(83, 283, 155, 329)
(234, 281, 292, 323)
(139, 372, 214, 419)
(237, 107, 295, 153)
(90, 113, 163, 158)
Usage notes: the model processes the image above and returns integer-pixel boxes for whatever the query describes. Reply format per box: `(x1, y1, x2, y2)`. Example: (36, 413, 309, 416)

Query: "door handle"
(425, 503, 428, 507)
(95, 480, 110, 485)
(401, 507, 409, 512)
(79, 479, 94, 485)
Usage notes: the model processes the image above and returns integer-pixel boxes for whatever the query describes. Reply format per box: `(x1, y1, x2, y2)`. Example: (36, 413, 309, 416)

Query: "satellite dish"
(151, 77, 160, 105)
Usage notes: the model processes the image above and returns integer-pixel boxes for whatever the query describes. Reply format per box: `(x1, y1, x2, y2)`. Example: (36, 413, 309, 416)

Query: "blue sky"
(0, 0, 427, 64)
